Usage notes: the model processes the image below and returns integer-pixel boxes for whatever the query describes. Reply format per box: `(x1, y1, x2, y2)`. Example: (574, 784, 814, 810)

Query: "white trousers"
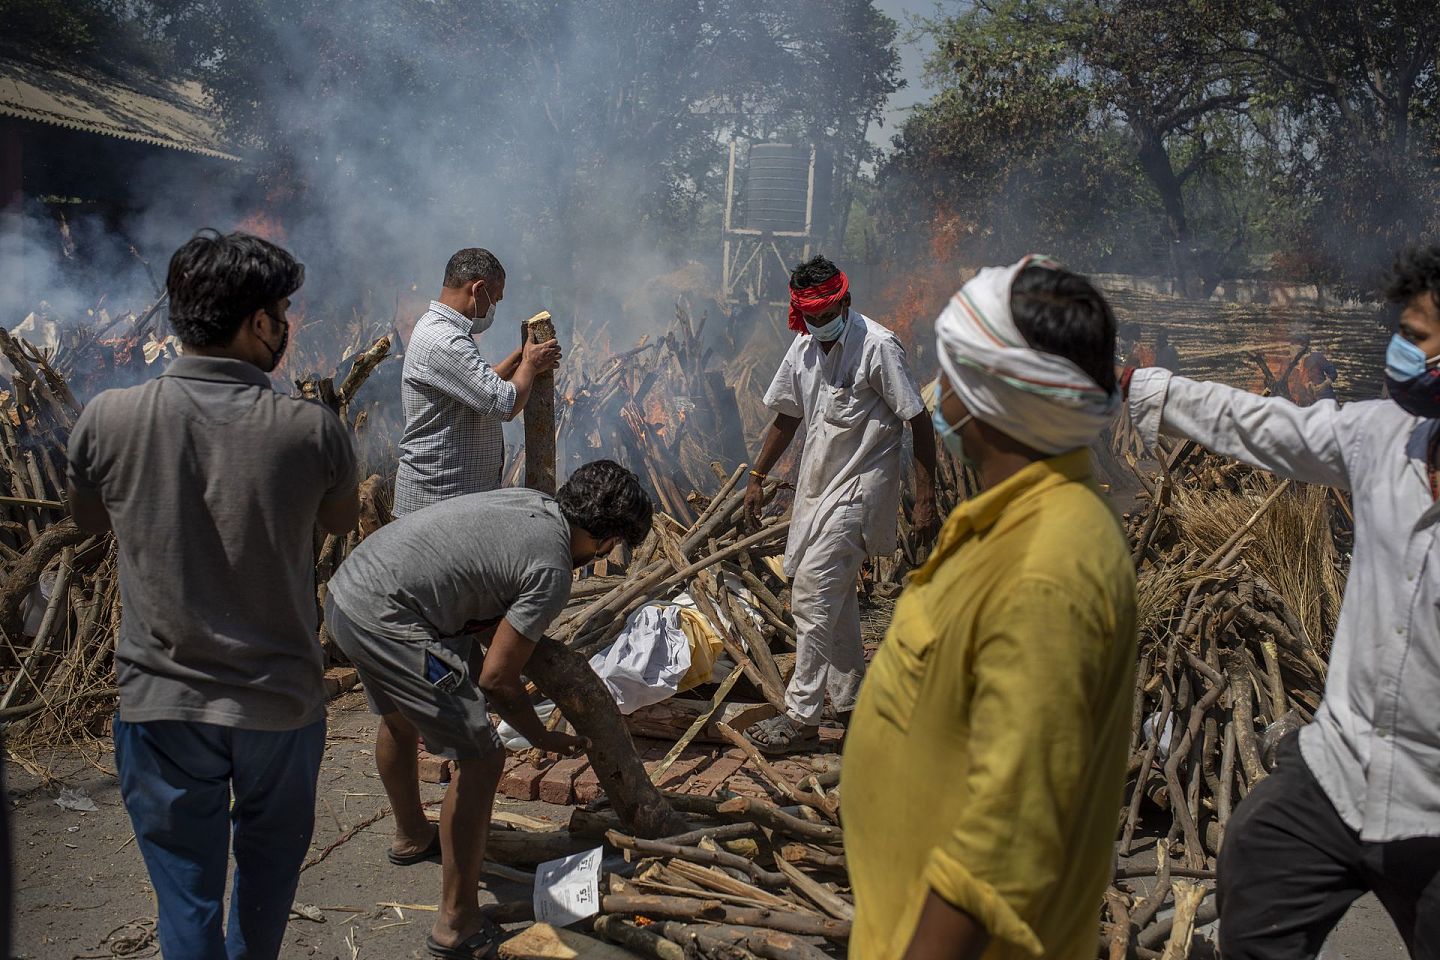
(785, 507, 867, 724)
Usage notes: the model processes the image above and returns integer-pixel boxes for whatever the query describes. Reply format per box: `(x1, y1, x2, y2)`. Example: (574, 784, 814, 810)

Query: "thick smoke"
(3, 0, 816, 372)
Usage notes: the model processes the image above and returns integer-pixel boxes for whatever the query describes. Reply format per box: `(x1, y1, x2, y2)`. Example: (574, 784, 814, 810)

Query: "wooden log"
(523, 312, 559, 494)
(715, 796, 842, 845)
(604, 829, 787, 887)
(1158, 881, 1207, 960)
(1226, 656, 1267, 786)
(484, 827, 592, 867)
(654, 821, 759, 849)
(0, 520, 87, 645)
(662, 859, 804, 913)
(503, 922, 648, 960)
(771, 855, 852, 922)
(591, 916, 686, 960)
(337, 335, 392, 425)
(716, 724, 839, 821)
(658, 920, 831, 960)
(525, 637, 687, 838)
(777, 844, 846, 872)
(1137, 898, 1217, 950)
(600, 894, 850, 942)
(648, 663, 747, 782)
(0, 545, 75, 710)
(716, 577, 787, 705)
(570, 521, 791, 652)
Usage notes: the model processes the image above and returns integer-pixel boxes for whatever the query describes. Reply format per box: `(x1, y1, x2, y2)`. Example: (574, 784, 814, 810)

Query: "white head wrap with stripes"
(935, 255, 1119, 455)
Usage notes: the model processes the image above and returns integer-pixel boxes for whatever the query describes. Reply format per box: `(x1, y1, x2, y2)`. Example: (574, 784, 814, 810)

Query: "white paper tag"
(532, 845, 603, 928)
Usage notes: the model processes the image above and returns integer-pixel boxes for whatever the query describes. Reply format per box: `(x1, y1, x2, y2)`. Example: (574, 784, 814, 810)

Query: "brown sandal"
(744, 714, 820, 755)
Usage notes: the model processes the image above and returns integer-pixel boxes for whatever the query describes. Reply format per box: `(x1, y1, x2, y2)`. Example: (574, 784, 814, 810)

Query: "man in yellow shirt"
(842, 256, 1137, 960)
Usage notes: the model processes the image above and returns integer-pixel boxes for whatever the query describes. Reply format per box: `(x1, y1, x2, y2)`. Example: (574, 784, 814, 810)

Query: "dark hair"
(1009, 263, 1118, 395)
(166, 230, 304, 347)
(556, 460, 654, 549)
(444, 248, 505, 288)
(1384, 244, 1440, 310)
(790, 254, 841, 290)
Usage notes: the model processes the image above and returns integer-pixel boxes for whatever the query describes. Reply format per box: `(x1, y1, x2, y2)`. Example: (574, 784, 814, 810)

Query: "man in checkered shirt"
(394, 248, 561, 516)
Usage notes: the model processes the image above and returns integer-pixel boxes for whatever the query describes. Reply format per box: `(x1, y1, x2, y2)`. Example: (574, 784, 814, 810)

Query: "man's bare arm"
(316, 484, 361, 535)
(494, 346, 523, 381)
(501, 338, 563, 422)
(67, 482, 111, 535)
(902, 891, 990, 960)
(477, 619, 585, 754)
(909, 410, 939, 542)
(742, 414, 802, 527)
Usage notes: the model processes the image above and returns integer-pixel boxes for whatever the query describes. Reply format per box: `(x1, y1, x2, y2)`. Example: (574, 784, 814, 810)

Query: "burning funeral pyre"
(0, 300, 1348, 960)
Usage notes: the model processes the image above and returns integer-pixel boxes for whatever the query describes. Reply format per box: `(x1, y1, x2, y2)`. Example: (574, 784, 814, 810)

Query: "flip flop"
(387, 829, 442, 867)
(426, 919, 504, 959)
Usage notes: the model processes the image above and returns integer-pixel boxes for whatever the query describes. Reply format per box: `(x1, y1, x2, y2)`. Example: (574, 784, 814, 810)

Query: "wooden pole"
(522, 312, 559, 494)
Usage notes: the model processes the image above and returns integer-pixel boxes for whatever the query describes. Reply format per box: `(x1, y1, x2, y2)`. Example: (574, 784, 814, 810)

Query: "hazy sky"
(871, 0, 945, 150)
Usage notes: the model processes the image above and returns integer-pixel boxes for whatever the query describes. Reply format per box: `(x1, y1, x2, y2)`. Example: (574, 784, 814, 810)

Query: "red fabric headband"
(788, 271, 849, 333)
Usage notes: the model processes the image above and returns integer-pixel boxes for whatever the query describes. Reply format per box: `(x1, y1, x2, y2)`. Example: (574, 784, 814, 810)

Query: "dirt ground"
(7, 695, 1412, 960)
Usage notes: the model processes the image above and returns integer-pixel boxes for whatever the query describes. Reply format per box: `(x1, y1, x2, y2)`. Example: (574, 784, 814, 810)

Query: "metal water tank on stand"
(743, 143, 812, 234)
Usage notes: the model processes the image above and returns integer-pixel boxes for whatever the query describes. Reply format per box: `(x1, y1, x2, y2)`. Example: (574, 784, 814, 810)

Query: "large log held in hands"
(523, 311, 558, 494)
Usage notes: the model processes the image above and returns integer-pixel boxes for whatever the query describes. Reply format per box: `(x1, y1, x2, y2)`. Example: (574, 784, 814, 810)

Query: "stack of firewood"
(1101, 436, 1344, 959)
(504, 305, 753, 525)
(0, 331, 397, 761)
(0, 328, 119, 757)
(464, 752, 849, 959)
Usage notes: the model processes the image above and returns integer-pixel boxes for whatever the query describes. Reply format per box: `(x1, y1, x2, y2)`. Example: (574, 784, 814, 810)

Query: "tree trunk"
(526, 636, 688, 837)
(1135, 127, 1195, 297)
(522, 312, 559, 494)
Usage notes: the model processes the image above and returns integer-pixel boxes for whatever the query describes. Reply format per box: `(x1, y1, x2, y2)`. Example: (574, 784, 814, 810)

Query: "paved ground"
(9, 694, 556, 960)
(7, 694, 1412, 960)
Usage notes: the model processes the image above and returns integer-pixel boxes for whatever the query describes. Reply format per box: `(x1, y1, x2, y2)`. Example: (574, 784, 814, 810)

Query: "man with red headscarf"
(741, 255, 938, 753)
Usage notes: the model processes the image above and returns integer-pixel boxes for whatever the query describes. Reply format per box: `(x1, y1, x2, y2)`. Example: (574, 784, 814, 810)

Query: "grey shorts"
(324, 595, 502, 760)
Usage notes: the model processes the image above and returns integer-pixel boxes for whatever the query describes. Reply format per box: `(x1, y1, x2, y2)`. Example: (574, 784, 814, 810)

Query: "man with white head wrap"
(842, 256, 1137, 960)
(740, 254, 939, 754)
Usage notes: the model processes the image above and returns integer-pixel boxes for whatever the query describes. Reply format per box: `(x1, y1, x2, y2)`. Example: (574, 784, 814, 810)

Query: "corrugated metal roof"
(0, 56, 239, 161)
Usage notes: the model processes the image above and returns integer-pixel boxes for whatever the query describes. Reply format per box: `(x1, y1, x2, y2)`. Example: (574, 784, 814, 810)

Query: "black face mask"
(1386, 368, 1440, 418)
(261, 307, 290, 372)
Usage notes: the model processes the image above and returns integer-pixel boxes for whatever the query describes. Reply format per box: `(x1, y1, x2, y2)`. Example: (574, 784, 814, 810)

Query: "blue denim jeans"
(113, 717, 326, 960)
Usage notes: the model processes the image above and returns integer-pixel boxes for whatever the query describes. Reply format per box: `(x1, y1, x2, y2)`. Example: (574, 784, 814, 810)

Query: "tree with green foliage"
(881, 0, 1258, 290)
(1217, 0, 1440, 290)
(883, 0, 1440, 293)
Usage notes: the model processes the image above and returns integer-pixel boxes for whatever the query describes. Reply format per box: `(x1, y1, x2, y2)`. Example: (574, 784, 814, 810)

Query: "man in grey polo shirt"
(394, 248, 562, 516)
(326, 460, 652, 960)
(66, 230, 359, 960)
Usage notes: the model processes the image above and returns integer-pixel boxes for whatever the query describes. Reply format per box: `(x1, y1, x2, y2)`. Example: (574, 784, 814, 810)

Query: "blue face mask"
(930, 385, 976, 467)
(1385, 334, 1440, 418)
(805, 310, 848, 342)
(1387, 334, 1431, 380)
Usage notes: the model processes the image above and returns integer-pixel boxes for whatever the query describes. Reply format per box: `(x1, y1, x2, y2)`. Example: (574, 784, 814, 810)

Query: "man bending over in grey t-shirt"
(324, 460, 652, 960)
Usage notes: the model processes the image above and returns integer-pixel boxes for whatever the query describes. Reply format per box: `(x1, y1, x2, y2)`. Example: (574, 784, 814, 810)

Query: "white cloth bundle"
(935, 256, 1119, 454)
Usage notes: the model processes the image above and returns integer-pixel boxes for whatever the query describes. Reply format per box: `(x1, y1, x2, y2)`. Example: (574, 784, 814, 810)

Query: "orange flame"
(235, 210, 288, 244)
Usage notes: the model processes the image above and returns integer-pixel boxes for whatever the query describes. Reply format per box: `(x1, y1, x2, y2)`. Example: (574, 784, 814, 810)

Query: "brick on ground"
(652, 751, 711, 792)
(418, 751, 452, 784)
(323, 666, 359, 699)
(725, 773, 771, 798)
(683, 752, 747, 796)
(572, 766, 600, 805)
(539, 758, 590, 805)
(499, 756, 553, 801)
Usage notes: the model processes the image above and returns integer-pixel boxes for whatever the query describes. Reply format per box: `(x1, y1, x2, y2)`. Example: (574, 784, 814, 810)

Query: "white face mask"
(471, 287, 497, 335)
(805, 310, 847, 342)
